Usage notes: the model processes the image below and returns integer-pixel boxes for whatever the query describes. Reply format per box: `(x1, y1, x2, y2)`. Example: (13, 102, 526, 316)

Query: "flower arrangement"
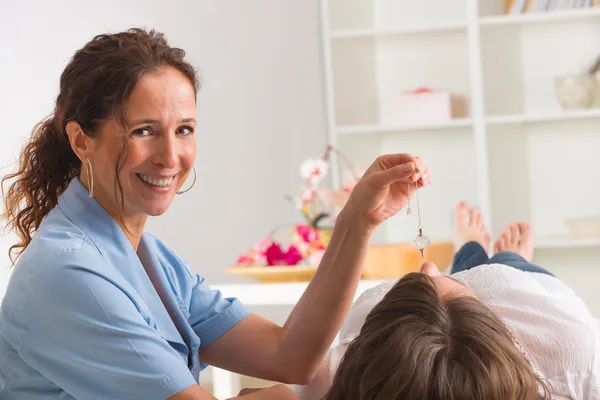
(235, 145, 365, 267)
(236, 223, 327, 267)
(285, 145, 366, 230)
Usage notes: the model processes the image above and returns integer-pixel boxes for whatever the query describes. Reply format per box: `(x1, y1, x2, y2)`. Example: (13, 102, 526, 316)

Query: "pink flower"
(265, 243, 287, 266)
(285, 245, 303, 266)
(254, 235, 271, 253)
(296, 224, 320, 243)
(236, 251, 262, 266)
(265, 242, 305, 266)
(236, 235, 273, 266)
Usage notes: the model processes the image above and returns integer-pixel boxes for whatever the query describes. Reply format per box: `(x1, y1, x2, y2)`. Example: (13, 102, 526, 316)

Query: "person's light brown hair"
(2, 28, 200, 264)
(323, 272, 555, 400)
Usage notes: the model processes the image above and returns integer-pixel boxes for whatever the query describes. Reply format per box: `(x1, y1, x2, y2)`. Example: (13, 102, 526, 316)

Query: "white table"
(209, 279, 391, 398)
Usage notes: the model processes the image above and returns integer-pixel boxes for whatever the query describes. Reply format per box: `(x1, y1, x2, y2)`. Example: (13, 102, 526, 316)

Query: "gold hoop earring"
(86, 160, 94, 198)
(177, 165, 196, 195)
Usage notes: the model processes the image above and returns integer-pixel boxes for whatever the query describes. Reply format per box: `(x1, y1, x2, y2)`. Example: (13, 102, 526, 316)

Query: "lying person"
(295, 201, 599, 400)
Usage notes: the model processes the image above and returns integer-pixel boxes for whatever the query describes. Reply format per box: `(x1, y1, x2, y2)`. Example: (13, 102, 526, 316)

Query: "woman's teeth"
(138, 174, 174, 188)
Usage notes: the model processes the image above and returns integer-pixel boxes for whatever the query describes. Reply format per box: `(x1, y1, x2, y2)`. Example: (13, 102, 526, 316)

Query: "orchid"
(287, 146, 364, 230)
(300, 159, 329, 187)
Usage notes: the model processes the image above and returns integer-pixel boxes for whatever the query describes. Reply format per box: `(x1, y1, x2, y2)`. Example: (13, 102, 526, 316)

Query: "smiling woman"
(0, 28, 431, 400)
(2, 28, 201, 259)
(66, 67, 198, 234)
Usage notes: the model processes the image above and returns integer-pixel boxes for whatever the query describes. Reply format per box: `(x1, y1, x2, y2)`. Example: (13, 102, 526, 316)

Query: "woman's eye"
(177, 126, 194, 136)
(132, 127, 152, 137)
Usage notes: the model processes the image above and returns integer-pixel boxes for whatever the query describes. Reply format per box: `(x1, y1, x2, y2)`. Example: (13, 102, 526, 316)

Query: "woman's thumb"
(371, 162, 415, 189)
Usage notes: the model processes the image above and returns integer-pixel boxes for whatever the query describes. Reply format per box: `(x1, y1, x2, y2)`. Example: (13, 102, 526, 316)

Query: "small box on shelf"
(380, 88, 468, 126)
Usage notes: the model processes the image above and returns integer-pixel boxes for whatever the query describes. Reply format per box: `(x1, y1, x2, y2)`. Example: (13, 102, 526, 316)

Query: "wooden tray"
(225, 265, 318, 283)
(226, 241, 454, 283)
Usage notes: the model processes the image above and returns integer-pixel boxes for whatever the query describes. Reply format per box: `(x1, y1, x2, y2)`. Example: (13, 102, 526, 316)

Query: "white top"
(294, 264, 600, 400)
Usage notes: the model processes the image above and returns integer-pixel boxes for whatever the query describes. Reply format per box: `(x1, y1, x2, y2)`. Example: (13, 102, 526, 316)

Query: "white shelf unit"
(320, 0, 600, 254)
(330, 23, 467, 39)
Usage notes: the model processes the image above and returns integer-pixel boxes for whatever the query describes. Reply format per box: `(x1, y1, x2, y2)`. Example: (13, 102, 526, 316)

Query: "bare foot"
(493, 222, 534, 262)
(452, 201, 490, 252)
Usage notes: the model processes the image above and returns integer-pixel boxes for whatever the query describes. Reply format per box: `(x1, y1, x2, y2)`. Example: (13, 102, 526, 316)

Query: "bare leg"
(452, 201, 490, 252)
(493, 222, 534, 262)
(489, 222, 554, 276)
(450, 201, 491, 274)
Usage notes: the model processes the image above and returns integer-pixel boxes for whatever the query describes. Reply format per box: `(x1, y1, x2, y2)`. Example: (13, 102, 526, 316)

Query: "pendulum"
(414, 226, 430, 258)
(406, 182, 412, 215)
(411, 182, 430, 258)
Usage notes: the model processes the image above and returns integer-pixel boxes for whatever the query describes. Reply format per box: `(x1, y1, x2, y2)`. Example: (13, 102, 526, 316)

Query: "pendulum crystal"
(411, 181, 430, 258)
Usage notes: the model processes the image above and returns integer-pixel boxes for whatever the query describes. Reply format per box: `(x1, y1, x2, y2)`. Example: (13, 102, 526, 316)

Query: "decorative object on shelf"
(227, 241, 455, 283)
(380, 87, 468, 126)
(235, 223, 327, 268)
(506, 0, 598, 14)
(285, 145, 366, 231)
(554, 73, 597, 110)
(565, 216, 600, 238)
(233, 145, 364, 272)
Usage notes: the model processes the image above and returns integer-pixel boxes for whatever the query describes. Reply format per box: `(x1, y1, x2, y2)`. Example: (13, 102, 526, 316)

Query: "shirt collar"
(58, 178, 131, 258)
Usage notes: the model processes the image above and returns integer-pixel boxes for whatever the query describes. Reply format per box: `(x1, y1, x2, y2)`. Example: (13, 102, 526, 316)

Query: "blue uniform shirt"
(0, 178, 251, 399)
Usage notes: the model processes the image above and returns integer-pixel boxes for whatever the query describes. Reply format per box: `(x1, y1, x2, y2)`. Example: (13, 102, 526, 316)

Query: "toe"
(494, 236, 504, 253)
(517, 222, 526, 238)
(469, 208, 481, 227)
(520, 222, 533, 243)
(509, 223, 520, 245)
(454, 201, 470, 226)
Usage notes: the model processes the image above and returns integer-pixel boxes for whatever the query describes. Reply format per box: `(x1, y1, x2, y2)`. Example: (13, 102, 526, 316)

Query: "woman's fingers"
(369, 162, 416, 190)
(414, 156, 431, 187)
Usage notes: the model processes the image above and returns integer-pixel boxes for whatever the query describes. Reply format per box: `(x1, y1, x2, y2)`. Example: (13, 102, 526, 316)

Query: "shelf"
(480, 7, 600, 27)
(486, 109, 600, 125)
(337, 119, 472, 136)
(330, 22, 466, 39)
(535, 235, 600, 250)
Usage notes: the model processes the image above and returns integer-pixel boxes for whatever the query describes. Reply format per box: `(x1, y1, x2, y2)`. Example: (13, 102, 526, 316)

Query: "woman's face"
(89, 66, 197, 221)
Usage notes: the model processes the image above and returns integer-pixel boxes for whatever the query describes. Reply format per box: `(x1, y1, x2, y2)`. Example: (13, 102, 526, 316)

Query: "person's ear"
(65, 121, 93, 162)
(420, 262, 441, 277)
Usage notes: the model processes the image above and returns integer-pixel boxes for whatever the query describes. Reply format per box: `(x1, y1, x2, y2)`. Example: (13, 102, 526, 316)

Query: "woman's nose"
(420, 262, 441, 277)
(154, 136, 177, 168)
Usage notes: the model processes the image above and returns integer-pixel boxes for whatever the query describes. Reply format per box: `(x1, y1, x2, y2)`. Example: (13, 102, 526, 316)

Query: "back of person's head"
(323, 272, 553, 400)
(2, 28, 200, 264)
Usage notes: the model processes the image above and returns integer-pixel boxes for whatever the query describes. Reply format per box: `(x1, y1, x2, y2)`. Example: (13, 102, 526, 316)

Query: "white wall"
(0, 0, 328, 288)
